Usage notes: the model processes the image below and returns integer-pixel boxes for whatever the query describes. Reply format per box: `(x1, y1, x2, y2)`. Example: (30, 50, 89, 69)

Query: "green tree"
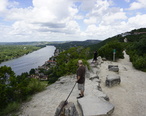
(29, 68, 36, 75)
(0, 66, 15, 110)
(98, 42, 124, 60)
(47, 47, 90, 84)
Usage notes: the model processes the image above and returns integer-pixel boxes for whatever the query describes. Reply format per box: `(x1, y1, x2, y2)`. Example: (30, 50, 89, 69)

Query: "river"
(0, 46, 56, 75)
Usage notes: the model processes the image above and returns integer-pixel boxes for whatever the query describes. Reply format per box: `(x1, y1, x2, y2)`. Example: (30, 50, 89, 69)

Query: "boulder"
(91, 89, 109, 101)
(102, 57, 106, 61)
(90, 63, 98, 67)
(108, 65, 118, 69)
(55, 101, 79, 116)
(77, 95, 114, 116)
(85, 72, 90, 78)
(89, 75, 99, 80)
(105, 75, 121, 87)
(108, 65, 119, 72)
(97, 56, 104, 63)
(97, 82, 102, 91)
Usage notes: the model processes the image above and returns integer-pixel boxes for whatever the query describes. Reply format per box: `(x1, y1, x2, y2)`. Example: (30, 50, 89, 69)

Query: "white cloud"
(129, 0, 146, 10)
(101, 11, 127, 25)
(127, 14, 146, 28)
(1, 0, 146, 42)
(0, 0, 81, 41)
(84, 1, 127, 26)
(79, 0, 96, 11)
(82, 13, 146, 40)
(0, 0, 8, 12)
(32, 0, 74, 21)
(84, 17, 97, 25)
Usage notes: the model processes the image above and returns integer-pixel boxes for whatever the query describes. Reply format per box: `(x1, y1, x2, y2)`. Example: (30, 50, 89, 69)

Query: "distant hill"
(87, 28, 146, 51)
(0, 40, 101, 49)
(0, 41, 51, 46)
(52, 40, 101, 50)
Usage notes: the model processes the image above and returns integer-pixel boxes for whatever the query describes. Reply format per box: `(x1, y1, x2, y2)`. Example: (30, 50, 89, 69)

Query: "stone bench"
(105, 75, 121, 87)
(108, 65, 119, 72)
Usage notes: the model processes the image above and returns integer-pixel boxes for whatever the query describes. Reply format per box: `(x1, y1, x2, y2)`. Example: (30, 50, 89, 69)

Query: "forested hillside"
(47, 46, 90, 83)
(87, 28, 146, 71)
(52, 40, 101, 50)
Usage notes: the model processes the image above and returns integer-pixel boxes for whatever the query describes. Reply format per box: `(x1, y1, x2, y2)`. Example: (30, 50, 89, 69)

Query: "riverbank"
(0, 46, 56, 75)
(0, 45, 42, 64)
(18, 52, 146, 116)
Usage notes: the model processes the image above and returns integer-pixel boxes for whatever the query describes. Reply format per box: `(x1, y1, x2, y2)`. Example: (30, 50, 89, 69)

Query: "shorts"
(78, 83, 85, 91)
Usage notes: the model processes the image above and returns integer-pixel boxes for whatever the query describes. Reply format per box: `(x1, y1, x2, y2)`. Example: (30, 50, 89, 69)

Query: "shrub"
(98, 42, 124, 60)
(0, 102, 20, 116)
(0, 66, 47, 114)
(27, 78, 46, 94)
(133, 56, 146, 71)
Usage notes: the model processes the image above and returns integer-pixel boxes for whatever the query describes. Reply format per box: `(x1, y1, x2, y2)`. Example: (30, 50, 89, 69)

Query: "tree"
(0, 66, 16, 110)
(29, 68, 36, 75)
(98, 42, 124, 60)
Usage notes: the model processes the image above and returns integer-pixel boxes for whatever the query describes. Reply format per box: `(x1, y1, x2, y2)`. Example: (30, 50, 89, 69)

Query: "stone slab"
(108, 65, 118, 69)
(77, 95, 114, 116)
(108, 65, 119, 72)
(106, 75, 121, 87)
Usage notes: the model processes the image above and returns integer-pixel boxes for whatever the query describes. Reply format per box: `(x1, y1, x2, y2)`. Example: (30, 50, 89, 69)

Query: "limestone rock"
(64, 102, 79, 116)
(97, 56, 104, 63)
(55, 101, 79, 116)
(108, 65, 118, 69)
(105, 75, 121, 87)
(85, 72, 90, 78)
(108, 65, 119, 72)
(77, 95, 114, 116)
(89, 75, 99, 80)
(102, 57, 106, 61)
(91, 89, 109, 101)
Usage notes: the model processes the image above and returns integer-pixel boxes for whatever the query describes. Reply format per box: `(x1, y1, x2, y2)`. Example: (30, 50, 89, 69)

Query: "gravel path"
(18, 51, 146, 116)
(99, 51, 146, 116)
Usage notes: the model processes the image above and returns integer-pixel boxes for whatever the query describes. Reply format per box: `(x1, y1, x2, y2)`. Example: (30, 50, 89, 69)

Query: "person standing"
(76, 60, 86, 99)
(92, 51, 98, 63)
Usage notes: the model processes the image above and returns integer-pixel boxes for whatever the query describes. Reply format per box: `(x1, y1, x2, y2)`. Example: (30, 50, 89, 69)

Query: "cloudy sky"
(0, 0, 146, 42)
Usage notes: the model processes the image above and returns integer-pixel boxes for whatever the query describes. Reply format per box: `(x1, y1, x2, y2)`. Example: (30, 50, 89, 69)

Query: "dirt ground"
(18, 51, 146, 116)
(99, 51, 146, 116)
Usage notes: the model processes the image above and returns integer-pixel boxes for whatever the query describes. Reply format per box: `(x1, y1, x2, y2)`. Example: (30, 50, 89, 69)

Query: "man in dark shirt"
(76, 60, 86, 99)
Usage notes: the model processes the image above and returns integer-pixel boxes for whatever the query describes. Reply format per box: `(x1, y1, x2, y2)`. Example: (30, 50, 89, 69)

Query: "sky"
(0, 0, 146, 42)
